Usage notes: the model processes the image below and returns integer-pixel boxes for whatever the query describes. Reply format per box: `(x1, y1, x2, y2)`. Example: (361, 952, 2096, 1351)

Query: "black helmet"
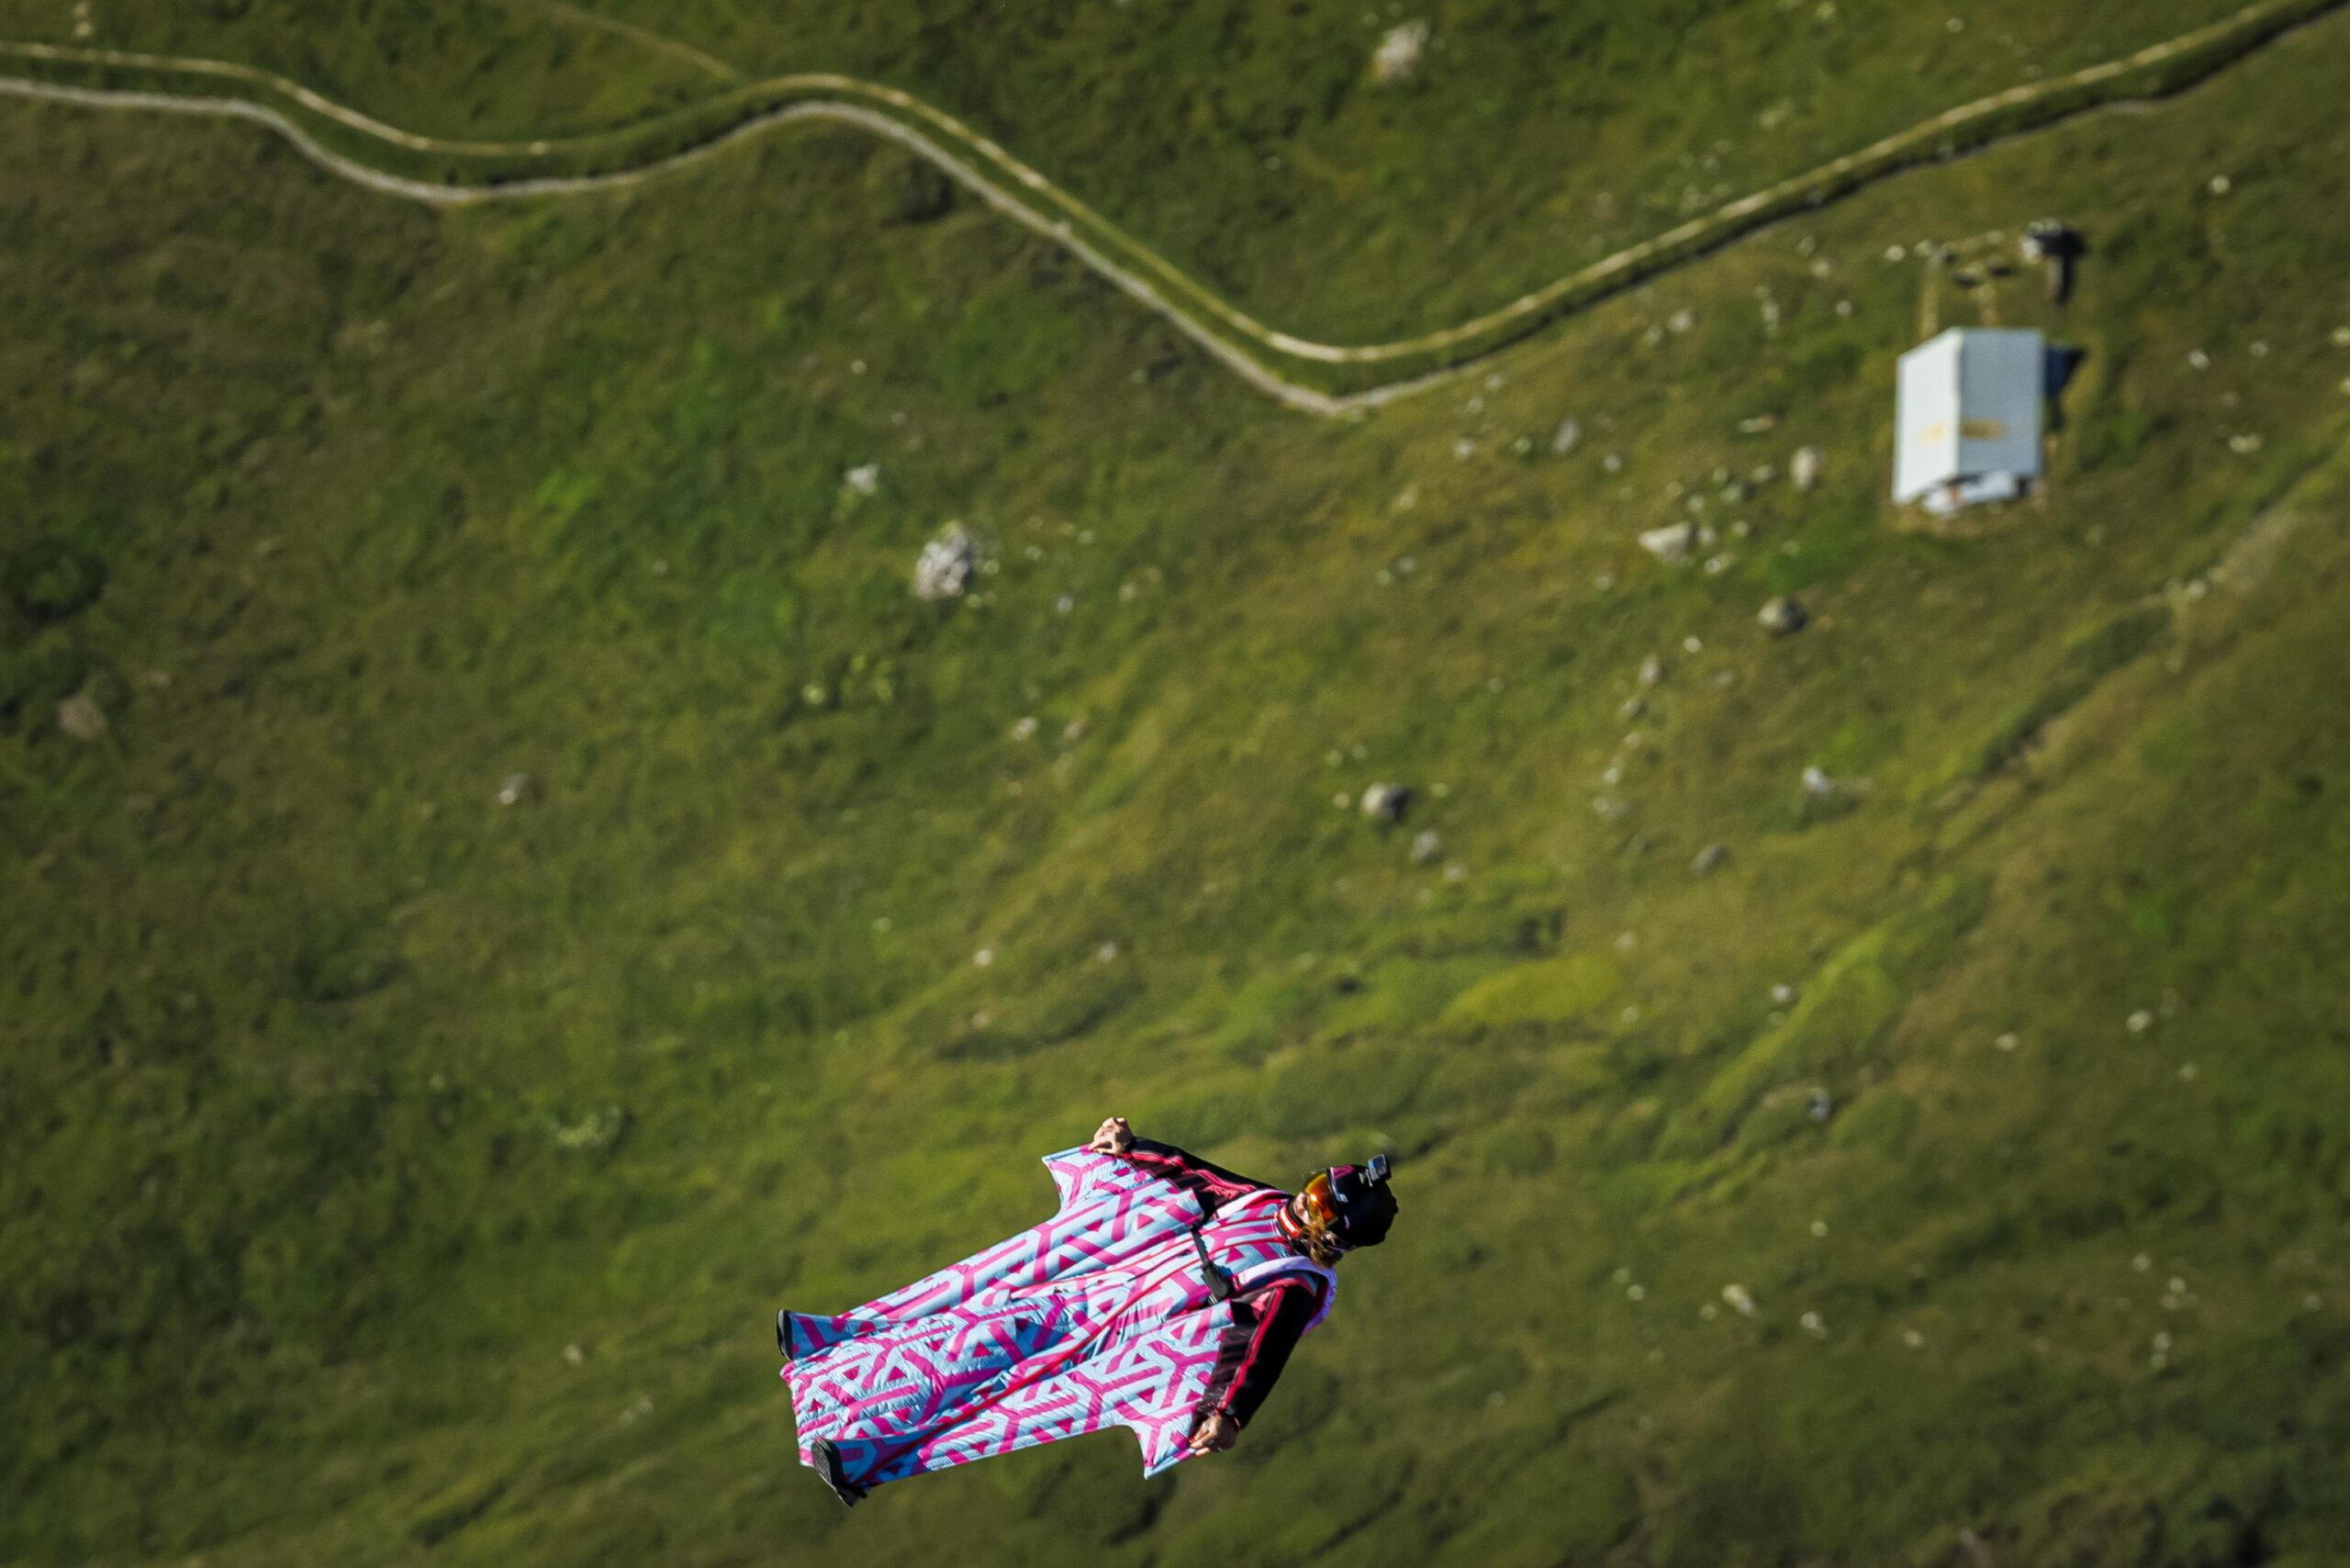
(1325, 1155, 1398, 1249)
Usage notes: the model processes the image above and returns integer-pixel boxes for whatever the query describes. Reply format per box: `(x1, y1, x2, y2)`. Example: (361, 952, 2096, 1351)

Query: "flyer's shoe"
(810, 1439, 867, 1508)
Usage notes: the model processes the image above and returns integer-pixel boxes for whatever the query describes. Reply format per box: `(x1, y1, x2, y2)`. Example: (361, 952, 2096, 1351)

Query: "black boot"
(777, 1310, 793, 1361)
(810, 1439, 867, 1508)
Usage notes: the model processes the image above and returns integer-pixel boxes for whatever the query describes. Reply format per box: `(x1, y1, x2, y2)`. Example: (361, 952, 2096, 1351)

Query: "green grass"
(0, 0, 2302, 349)
(6, 7, 2350, 1566)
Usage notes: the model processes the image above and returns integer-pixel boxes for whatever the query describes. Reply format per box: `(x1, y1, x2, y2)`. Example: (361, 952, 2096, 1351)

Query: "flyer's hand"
(1089, 1116, 1136, 1155)
(1187, 1411, 1240, 1455)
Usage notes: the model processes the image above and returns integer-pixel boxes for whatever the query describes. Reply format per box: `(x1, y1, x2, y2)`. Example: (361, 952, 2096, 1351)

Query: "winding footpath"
(2, 0, 2343, 417)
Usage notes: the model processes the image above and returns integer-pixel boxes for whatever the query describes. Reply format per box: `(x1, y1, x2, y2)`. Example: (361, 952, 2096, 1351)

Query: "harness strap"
(1188, 1226, 1235, 1302)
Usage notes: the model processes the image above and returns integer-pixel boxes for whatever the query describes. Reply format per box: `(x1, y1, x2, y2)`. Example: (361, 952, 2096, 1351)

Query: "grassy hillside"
(0, 0, 2288, 343)
(6, 7, 2350, 1566)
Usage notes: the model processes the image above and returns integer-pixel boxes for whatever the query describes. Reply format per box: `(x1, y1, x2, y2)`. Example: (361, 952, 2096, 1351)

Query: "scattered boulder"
(1637, 654, 1666, 689)
(495, 772, 534, 807)
(1411, 829, 1442, 865)
(843, 464, 880, 496)
(912, 522, 982, 601)
(1790, 445, 1825, 492)
(55, 690, 107, 741)
(1691, 843, 1729, 875)
(1807, 1088, 1834, 1123)
(1550, 416, 1583, 455)
(1370, 20, 1429, 83)
(1360, 782, 1411, 823)
(1758, 595, 1810, 635)
(1638, 523, 1695, 565)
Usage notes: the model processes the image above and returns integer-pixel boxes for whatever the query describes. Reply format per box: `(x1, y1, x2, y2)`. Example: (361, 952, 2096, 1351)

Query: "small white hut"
(1893, 328, 2045, 514)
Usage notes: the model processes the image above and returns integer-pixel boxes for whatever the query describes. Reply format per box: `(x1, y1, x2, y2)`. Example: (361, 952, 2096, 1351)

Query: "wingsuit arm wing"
(1122, 1136, 1277, 1215)
(1199, 1273, 1326, 1429)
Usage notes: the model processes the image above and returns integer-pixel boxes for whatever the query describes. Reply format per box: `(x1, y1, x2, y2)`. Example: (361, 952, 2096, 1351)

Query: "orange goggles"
(1296, 1171, 1347, 1237)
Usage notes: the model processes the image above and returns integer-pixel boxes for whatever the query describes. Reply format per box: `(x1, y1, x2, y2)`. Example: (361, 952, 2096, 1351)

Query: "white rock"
(56, 692, 108, 741)
(496, 772, 534, 807)
(1360, 781, 1411, 822)
(1638, 522, 1695, 564)
(1758, 595, 1809, 634)
(1791, 445, 1825, 491)
(912, 522, 983, 600)
(1370, 19, 1429, 82)
(1411, 829, 1442, 865)
(1723, 1283, 1758, 1316)
(843, 464, 880, 496)
(1011, 715, 1039, 741)
(1551, 416, 1583, 455)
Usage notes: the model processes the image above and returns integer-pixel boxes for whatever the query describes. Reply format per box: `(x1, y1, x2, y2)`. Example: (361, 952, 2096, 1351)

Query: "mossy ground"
(0, 0, 2281, 341)
(5, 6, 2350, 1565)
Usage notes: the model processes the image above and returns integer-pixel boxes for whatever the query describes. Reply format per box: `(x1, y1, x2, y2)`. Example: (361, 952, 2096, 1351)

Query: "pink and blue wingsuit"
(779, 1139, 1336, 1495)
